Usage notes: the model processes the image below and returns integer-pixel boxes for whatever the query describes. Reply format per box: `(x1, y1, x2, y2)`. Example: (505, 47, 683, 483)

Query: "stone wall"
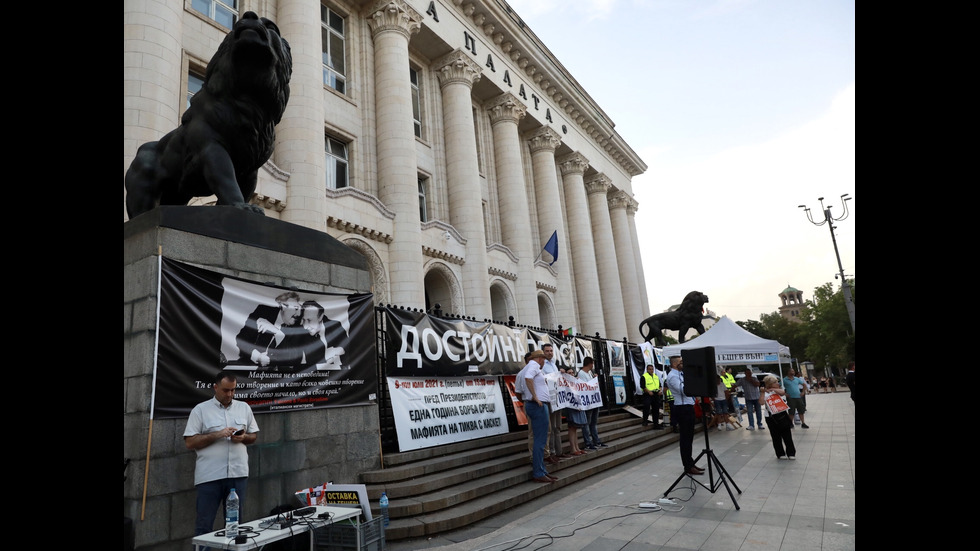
(123, 207, 379, 551)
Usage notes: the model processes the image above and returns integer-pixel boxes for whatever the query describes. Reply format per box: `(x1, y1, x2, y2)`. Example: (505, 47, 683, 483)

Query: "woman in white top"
(761, 375, 796, 459)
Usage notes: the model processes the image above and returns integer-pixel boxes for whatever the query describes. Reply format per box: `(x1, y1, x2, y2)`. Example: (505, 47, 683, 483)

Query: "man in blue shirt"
(781, 368, 809, 429)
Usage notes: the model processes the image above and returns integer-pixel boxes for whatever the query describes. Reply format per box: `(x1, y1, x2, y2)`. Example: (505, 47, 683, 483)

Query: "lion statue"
(639, 291, 710, 347)
(125, 11, 292, 219)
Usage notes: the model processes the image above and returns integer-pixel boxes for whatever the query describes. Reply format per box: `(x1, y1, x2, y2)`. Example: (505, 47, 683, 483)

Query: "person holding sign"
(761, 375, 796, 460)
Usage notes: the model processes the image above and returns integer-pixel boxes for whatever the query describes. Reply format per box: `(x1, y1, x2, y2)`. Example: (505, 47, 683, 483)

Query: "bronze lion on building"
(125, 11, 292, 218)
(639, 291, 710, 347)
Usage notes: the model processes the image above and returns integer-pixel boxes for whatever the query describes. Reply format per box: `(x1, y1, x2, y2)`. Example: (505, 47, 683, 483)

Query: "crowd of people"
(515, 346, 609, 483)
(184, 354, 854, 535)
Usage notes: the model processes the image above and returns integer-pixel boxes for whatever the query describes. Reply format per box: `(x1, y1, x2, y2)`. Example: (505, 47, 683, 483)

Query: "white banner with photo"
(606, 341, 626, 376)
(387, 376, 508, 452)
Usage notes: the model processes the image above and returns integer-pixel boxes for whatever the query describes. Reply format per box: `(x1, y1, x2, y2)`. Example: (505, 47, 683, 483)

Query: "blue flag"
(542, 230, 558, 265)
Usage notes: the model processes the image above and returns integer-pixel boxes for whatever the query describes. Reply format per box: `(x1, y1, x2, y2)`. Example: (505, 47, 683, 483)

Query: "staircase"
(359, 410, 691, 541)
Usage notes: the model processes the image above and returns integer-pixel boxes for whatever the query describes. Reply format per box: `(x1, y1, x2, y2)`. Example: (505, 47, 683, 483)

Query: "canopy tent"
(661, 316, 792, 379)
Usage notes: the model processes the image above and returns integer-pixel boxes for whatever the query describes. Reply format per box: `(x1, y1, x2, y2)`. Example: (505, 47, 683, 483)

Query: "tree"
(734, 278, 855, 378)
(736, 319, 768, 339)
(801, 281, 855, 376)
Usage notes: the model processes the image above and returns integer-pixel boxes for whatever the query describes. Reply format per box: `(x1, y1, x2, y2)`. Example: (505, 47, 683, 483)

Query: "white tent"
(661, 316, 791, 378)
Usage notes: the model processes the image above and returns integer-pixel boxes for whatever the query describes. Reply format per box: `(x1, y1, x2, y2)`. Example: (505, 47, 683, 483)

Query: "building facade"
(124, 0, 651, 342)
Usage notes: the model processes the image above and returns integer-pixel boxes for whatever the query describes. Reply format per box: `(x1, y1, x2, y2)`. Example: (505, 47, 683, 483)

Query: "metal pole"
(823, 207, 856, 333)
(800, 196, 855, 334)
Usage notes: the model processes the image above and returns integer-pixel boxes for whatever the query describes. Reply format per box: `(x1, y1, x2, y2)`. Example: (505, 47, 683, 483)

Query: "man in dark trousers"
(641, 364, 663, 429)
(845, 361, 855, 402)
(663, 355, 703, 476)
(184, 370, 260, 536)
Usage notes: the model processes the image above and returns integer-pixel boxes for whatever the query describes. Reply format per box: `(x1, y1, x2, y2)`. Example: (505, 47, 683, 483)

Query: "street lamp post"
(799, 194, 855, 333)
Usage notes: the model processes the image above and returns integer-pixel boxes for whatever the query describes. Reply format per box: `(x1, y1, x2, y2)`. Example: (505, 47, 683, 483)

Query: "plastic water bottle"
(379, 492, 389, 527)
(225, 488, 240, 538)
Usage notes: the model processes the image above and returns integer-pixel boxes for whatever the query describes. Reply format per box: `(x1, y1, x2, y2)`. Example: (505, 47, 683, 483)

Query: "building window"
(410, 67, 423, 138)
(187, 71, 205, 109)
(321, 6, 346, 94)
(326, 136, 348, 189)
(191, 0, 237, 30)
(418, 177, 428, 222)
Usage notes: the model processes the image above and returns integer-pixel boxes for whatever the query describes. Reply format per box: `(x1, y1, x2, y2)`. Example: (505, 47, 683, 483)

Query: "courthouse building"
(124, 0, 652, 342)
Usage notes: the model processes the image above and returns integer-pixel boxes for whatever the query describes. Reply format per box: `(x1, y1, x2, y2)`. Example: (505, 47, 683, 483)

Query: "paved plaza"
(388, 390, 855, 551)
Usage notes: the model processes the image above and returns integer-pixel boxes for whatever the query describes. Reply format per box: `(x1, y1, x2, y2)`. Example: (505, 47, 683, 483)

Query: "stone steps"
(359, 411, 688, 541)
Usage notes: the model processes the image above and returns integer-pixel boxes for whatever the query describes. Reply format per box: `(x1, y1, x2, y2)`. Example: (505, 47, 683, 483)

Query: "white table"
(192, 505, 361, 550)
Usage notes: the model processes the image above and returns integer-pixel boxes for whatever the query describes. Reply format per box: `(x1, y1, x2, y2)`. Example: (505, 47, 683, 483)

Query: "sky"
(505, 0, 855, 323)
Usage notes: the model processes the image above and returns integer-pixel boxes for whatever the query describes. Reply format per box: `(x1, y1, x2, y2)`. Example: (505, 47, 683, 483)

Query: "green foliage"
(735, 278, 855, 376)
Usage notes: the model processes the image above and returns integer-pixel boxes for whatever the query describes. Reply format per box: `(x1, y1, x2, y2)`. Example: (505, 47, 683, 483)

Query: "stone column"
(585, 173, 627, 341)
(277, 0, 328, 231)
(527, 127, 575, 328)
(367, 0, 425, 308)
(558, 153, 605, 336)
(434, 50, 491, 320)
(627, 198, 651, 320)
(123, 0, 184, 219)
(487, 92, 539, 327)
(609, 191, 644, 342)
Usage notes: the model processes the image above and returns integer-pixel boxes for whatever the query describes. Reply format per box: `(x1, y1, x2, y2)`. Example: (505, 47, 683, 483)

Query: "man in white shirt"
(184, 370, 260, 535)
(516, 352, 551, 463)
(524, 350, 557, 483)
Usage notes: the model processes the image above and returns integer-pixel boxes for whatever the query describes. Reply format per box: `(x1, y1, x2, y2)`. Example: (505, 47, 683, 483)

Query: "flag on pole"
(561, 326, 576, 338)
(541, 230, 559, 265)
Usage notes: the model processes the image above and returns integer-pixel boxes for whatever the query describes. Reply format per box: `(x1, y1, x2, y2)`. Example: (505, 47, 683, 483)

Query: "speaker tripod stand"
(663, 406, 742, 509)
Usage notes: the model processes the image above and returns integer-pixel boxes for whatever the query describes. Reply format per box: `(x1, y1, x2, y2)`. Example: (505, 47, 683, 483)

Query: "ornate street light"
(799, 194, 855, 333)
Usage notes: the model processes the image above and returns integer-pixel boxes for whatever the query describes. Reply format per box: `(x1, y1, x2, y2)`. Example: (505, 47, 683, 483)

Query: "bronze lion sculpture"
(639, 291, 710, 346)
(125, 11, 292, 218)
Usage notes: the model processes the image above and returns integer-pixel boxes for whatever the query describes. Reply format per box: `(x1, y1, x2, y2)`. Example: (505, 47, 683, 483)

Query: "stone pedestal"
(123, 206, 378, 550)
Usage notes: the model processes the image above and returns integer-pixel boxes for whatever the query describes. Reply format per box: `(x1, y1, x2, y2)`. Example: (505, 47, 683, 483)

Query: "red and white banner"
(764, 392, 789, 415)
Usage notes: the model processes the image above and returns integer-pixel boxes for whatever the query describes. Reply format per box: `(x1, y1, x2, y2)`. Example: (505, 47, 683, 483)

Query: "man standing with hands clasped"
(664, 355, 703, 476)
(184, 370, 260, 536)
(641, 364, 663, 429)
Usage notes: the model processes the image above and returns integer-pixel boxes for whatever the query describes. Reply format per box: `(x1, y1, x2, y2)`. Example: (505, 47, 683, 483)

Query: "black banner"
(153, 258, 376, 418)
(383, 307, 594, 377)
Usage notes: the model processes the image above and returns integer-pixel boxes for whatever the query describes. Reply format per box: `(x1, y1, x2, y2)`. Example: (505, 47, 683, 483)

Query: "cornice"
(422, 220, 467, 244)
(325, 186, 396, 219)
(534, 259, 558, 276)
(487, 242, 519, 263)
(326, 216, 393, 244)
(488, 266, 517, 281)
(422, 245, 465, 265)
(536, 280, 557, 293)
(449, 0, 647, 177)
